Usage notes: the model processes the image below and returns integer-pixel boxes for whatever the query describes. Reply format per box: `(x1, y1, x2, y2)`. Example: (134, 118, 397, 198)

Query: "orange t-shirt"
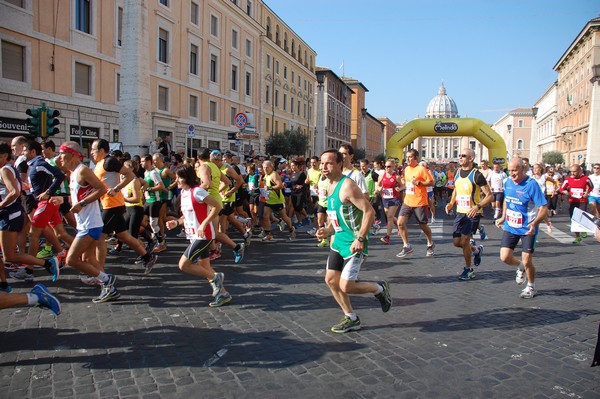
(403, 164, 431, 207)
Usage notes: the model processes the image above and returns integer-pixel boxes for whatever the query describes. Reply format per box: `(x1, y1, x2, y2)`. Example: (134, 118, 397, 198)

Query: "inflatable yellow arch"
(385, 118, 507, 166)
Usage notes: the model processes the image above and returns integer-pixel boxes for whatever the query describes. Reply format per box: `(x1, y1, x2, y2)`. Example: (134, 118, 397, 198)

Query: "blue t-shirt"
(503, 176, 547, 236)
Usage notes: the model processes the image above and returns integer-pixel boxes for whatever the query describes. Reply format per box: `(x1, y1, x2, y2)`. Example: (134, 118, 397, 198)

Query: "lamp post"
(316, 72, 325, 156)
(506, 124, 513, 159)
(361, 107, 367, 152)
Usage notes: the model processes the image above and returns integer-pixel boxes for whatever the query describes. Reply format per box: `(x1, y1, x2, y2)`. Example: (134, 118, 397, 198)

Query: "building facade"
(553, 17, 600, 167)
(341, 77, 368, 153)
(492, 108, 534, 161)
(529, 82, 558, 164)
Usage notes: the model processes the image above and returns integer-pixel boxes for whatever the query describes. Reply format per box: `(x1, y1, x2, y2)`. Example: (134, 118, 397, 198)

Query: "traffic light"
(25, 107, 41, 137)
(45, 108, 60, 137)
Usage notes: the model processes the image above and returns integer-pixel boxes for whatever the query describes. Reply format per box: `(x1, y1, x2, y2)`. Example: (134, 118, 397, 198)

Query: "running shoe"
(396, 245, 414, 258)
(80, 275, 102, 286)
(107, 248, 121, 256)
(431, 217, 437, 224)
(243, 231, 252, 247)
(209, 250, 222, 260)
(36, 246, 54, 259)
(375, 281, 392, 312)
(10, 268, 34, 283)
(426, 243, 435, 257)
(547, 223, 553, 234)
(261, 234, 274, 242)
(581, 232, 588, 238)
(515, 268, 525, 285)
(93, 275, 119, 303)
(57, 250, 68, 269)
(106, 236, 118, 244)
(289, 227, 296, 241)
(210, 272, 224, 297)
(317, 238, 329, 248)
(209, 292, 232, 307)
(331, 316, 361, 333)
(473, 245, 484, 267)
(152, 244, 167, 253)
(307, 227, 317, 237)
(380, 235, 390, 245)
(277, 219, 287, 232)
(479, 225, 487, 240)
(257, 230, 266, 239)
(144, 254, 158, 275)
(572, 236, 582, 244)
(134, 255, 145, 265)
(233, 243, 245, 264)
(31, 283, 61, 316)
(458, 267, 475, 281)
(46, 257, 60, 282)
(519, 286, 537, 299)
(0, 284, 12, 293)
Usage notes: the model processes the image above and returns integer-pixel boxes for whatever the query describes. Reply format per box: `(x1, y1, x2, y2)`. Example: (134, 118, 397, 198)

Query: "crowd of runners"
(0, 135, 599, 333)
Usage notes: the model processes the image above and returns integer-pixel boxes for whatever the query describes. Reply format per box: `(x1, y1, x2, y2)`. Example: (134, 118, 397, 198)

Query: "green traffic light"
(45, 108, 60, 136)
(25, 107, 41, 137)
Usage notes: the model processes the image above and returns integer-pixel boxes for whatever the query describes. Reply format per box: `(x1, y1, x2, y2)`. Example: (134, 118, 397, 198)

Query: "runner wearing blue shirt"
(495, 157, 547, 299)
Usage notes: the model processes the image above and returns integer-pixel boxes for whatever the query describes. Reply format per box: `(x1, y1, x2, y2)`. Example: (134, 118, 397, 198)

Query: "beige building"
(0, 0, 316, 158)
(529, 82, 558, 164)
(377, 116, 396, 155)
(363, 112, 384, 160)
(341, 77, 369, 153)
(492, 108, 534, 161)
(553, 17, 600, 167)
(260, 3, 316, 157)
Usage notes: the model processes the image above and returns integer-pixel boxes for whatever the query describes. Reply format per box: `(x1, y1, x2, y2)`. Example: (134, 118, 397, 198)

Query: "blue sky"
(266, 0, 600, 125)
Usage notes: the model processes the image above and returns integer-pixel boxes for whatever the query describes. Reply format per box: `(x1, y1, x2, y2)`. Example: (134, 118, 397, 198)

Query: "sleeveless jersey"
(265, 172, 284, 205)
(206, 162, 223, 206)
(446, 170, 456, 189)
(455, 168, 482, 214)
(589, 174, 600, 197)
(144, 168, 162, 203)
(159, 167, 172, 201)
(94, 157, 125, 209)
(317, 175, 330, 208)
(180, 186, 215, 241)
(221, 164, 236, 203)
(0, 164, 21, 206)
(327, 175, 367, 258)
(122, 180, 143, 208)
(380, 173, 399, 199)
(363, 170, 377, 198)
(70, 164, 103, 230)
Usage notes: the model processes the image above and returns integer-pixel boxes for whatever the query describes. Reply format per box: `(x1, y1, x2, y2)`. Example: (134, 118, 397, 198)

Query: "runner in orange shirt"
(396, 149, 435, 257)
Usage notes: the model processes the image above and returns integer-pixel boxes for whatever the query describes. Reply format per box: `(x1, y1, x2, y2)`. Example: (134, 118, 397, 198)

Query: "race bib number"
(310, 188, 318, 197)
(545, 182, 555, 194)
(506, 209, 523, 228)
(592, 186, 600, 196)
(405, 182, 415, 195)
(248, 181, 256, 190)
(284, 188, 292, 194)
(447, 179, 454, 187)
(382, 188, 394, 199)
(456, 194, 471, 212)
(326, 210, 342, 232)
(259, 188, 269, 200)
(571, 188, 583, 199)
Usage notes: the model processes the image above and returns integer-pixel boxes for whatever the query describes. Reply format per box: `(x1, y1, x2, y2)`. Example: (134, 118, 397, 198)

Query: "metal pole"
(77, 108, 83, 149)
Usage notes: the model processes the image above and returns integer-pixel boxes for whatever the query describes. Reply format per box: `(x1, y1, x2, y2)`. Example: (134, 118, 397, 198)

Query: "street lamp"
(316, 72, 325, 155)
(590, 64, 600, 84)
(532, 106, 538, 118)
(361, 107, 367, 151)
(507, 124, 512, 158)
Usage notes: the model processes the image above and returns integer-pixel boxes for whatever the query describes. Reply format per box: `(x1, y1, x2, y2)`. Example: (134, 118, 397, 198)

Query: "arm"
(0, 168, 21, 209)
(37, 162, 65, 200)
(225, 166, 244, 194)
(70, 166, 108, 213)
(445, 188, 457, 214)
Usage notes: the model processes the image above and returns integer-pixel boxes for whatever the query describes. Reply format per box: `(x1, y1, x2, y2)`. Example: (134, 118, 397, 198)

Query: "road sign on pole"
(234, 113, 248, 129)
(187, 124, 195, 138)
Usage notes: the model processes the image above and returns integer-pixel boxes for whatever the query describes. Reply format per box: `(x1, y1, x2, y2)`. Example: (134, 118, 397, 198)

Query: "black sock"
(142, 252, 151, 262)
(43, 260, 53, 272)
(234, 244, 241, 251)
(0, 282, 8, 289)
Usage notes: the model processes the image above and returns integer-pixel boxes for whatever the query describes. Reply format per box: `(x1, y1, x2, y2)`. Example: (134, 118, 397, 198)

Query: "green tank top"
(206, 162, 223, 206)
(220, 164, 235, 203)
(159, 167, 171, 201)
(144, 169, 161, 203)
(364, 170, 376, 198)
(265, 173, 284, 205)
(327, 175, 368, 258)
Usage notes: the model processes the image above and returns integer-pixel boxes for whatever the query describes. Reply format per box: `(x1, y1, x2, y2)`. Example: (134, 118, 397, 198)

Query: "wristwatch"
(476, 204, 482, 210)
(79, 200, 87, 207)
(357, 236, 367, 243)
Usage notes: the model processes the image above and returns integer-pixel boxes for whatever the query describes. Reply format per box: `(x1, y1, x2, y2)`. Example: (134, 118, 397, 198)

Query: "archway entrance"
(386, 118, 507, 166)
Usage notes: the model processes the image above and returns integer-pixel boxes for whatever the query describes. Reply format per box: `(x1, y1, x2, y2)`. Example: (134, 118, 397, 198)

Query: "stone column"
(119, 0, 152, 156)
(587, 79, 600, 165)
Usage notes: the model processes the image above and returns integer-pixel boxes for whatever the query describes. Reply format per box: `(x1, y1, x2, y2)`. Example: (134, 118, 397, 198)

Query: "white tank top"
(181, 187, 215, 241)
(70, 164, 103, 230)
(0, 164, 21, 206)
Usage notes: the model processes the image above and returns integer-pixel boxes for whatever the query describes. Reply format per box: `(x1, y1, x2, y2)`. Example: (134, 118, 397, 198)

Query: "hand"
(70, 202, 83, 214)
(315, 227, 327, 241)
(166, 220, 178, 230)
(445, 203, 453, 214)
(37, 192, 49, 201)
(350, 238, 364, 254)
(49, 196, 64, 206)
(106, 188, 116, 197)
(495, 217, 505, 228)
(525, 222, 536, 236)
(467, 207, 479, 218)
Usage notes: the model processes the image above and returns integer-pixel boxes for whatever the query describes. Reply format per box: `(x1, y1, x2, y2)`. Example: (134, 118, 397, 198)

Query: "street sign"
(234, 112, 248, 129)
(227, 132, 238, 140)
(187, 125, 195, 138)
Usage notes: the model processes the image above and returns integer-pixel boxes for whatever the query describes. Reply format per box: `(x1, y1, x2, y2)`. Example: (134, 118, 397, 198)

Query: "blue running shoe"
(31, 283, 61, 316)
(479, 225, 487, 240)
(47, 257, 60, 282)
(458, 267, 475, 281)
(473, 245, 484, 267)
(233, 243, 245, 264)
(0, 284, 12, 293)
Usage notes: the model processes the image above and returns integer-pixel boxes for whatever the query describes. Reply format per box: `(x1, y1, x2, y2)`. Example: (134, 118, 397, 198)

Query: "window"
(190, 44, 198, 75)
(283, 93, 287, 111)
(209, 100, 217, 122)
(159, 0, 169, 6)
(210, 15, 218, 37)
(245, 72, 251, 96)
(190, 2, 199, 25)
(158, 28, 168, 63)
(275, 60, 279, 74)
(275, 90, 279, 107)
(231, 29, 238, 49)
(116, 73, 120, 102)
(189, 94, 198, 118)
(290, 97, 294, 114)
(246, 0, 252, 16)
(245, 38, 252, 57)
(518, 119, 524, 128)
(75, 62, 91, 95)
(158, 86, 169, 111)
(230, 107, 237, 125)
(283, 66, 287, 79)
(231, 0, 238, 5)
(517, 139, 524, 150)
(1, 41, 24, 82)
(266, 54, 271, 69)
(210, 54, 218, 82)
(75, 0, 91, 34)
(4, 0, 24, 7)
(265, 85, 270, 103)
(231, 65, 238, 91)
(117, 7, 123, 46)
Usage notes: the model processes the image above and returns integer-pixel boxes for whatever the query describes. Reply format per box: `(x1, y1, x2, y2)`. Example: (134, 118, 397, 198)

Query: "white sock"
(345, 312, 358, 321)
(374, 284, 383, 295)
(27, 293, 38, 306)
(97, 272, 109, 283)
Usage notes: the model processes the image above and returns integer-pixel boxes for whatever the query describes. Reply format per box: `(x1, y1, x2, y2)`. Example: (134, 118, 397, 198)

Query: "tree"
(542, 151, 564, 166)
(265, 128, 308, 158)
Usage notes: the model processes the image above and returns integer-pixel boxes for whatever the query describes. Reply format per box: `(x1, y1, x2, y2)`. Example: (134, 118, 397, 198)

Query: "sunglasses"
(385, 165, 394, 168)
(459, 154, 468, 158)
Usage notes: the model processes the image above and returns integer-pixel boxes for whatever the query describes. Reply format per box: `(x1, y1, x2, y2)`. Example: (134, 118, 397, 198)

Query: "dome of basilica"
(425, 83, 459, 118)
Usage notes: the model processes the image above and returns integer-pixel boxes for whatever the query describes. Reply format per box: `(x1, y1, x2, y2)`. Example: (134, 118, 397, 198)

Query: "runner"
(396, 149, 435, 257)
(560, 164, 593, 244)
(0, 283, 60, 316)
(531, 163, 554, 233)
(377, 159, 401, 245)
(487, 162, 507, 220)
(260, 160, 295, 241)
(165, 165, 232, 307)
(588, 163, 600, 217)
(445, 148, 492, 280)
(316, 149, 391, 333)
(495, 157, 548, 299)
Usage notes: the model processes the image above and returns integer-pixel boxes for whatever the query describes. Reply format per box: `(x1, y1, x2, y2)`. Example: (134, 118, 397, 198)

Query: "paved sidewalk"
(1, 212, 599, 398)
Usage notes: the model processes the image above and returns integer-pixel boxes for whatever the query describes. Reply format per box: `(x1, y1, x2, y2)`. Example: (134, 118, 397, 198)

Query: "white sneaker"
(80, 275, 102, 286)
(10, 268, 34, 282)
(307, 227, 317, 237)
(519, 286, 536, 299)
(515, 268, 525, 285)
